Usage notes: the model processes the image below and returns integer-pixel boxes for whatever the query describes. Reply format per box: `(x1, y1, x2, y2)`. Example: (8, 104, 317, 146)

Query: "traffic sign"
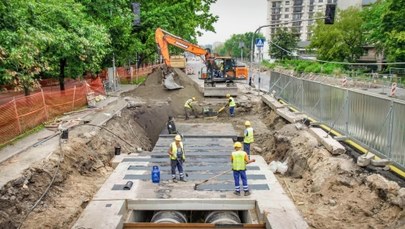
(255, 38, 265, 48)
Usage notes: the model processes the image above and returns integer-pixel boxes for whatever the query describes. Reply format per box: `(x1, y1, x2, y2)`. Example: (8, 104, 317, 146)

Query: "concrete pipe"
(205, 211, 241, 224)
(151, 211, 187, 223)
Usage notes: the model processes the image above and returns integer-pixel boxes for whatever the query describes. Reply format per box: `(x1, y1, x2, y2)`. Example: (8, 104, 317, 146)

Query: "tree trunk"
(59, 58, 67, 91)
(23, 86, 30, 96)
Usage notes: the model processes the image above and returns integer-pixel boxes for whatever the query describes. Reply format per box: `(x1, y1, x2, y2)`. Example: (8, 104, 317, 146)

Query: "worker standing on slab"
(166, 116, 177, 134)
(243, 121, 254, 158)
(184, 97, 197, 120)
(167, 134, 186, 183)
(231, 142, 255, 196)
(225, 94, 236, 117)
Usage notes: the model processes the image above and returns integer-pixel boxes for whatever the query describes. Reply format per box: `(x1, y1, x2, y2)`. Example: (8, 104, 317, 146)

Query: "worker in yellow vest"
(231, 142, 255, 196)
(225, 94, 236, 117)
(167, 134, 186, 183)
(184, 97, 197, 120)
(243, 121, 254, 158)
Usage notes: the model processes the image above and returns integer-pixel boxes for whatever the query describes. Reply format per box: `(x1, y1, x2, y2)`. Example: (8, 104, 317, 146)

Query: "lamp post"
(249, 17, 327, 84)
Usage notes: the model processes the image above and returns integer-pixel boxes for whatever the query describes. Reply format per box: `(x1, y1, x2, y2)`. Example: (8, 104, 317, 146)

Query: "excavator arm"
(155, 28, 210, 67)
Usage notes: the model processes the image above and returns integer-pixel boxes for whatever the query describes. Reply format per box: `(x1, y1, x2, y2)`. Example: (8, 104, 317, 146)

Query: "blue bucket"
(151, 165, 160, 183)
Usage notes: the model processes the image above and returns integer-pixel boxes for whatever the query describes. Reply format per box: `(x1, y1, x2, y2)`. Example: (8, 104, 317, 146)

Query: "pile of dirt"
(125, 68, 204, 117)
(0, 100, 171, 228)
(253, 121, 405, 228)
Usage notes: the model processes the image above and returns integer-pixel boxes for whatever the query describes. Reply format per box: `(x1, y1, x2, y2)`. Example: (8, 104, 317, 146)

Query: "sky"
(197, 0, 267, 45)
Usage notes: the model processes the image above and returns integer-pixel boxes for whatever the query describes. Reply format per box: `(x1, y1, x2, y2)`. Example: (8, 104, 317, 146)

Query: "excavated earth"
(0, 68, 404, 228)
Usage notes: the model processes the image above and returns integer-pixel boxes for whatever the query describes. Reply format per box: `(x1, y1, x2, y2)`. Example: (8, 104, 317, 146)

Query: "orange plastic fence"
(0, 82, 104, 144)
(0, 64, 162, 144)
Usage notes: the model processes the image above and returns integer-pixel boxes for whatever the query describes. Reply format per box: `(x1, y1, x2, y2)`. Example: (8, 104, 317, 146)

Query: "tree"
(363, 0, 405, 62)
(269, 29, 298, 60)
(0, 0, 110, 92)
(217, 32, 264, 59)
(80, 0, 218, 67)
(309, 7, 364, 62)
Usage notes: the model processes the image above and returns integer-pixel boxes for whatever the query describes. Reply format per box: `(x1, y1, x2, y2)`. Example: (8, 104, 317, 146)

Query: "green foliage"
(270, 59, 344, 75)
(261, 60, 276, 69)
(0, 0, 218, 93)
(216, 32, 264, 58)
(269, 29, 299, 60)
(310, 7, 364, 62)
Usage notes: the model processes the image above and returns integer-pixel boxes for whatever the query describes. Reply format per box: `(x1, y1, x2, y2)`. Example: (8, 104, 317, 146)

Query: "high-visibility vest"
(229, 97, 236, 107)
(184, 99, 193, 109)
(244, 127, 254, 144)
(170, 142, 185, 160)
(232, 150, 247, 171)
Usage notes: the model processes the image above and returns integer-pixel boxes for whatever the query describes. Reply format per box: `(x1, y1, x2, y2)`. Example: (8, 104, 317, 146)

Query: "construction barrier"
(0, 81, 104, 145)
(391, 82, 397, 97)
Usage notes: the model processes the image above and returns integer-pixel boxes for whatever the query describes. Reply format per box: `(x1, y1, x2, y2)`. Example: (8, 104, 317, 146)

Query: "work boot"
(172, 178, 178, 183)
(233, 191, 240, 196)
(244, 191, 251, 196)
(179, 177, 187, 182)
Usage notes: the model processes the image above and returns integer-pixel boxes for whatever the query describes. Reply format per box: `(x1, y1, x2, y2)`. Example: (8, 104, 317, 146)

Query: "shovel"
(194, 169, 232, 190)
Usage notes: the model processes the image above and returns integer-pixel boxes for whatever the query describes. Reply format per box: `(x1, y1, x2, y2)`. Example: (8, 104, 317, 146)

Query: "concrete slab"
(261, 94, 285, 110)
(276, 108, 306, 123)
(72, 200, 126, 229)
(308, 127, 346, 155)
(76, 122, 308, 228)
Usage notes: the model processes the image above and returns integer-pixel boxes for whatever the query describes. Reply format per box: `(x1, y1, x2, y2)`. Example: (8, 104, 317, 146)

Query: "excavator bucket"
(163, 72, 184, 90)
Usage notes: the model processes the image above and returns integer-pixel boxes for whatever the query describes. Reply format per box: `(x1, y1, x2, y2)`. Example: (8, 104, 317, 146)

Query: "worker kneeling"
(168, 135, 186, 182)
(231, 142, 255, 196)
(184, 97, 198, 120)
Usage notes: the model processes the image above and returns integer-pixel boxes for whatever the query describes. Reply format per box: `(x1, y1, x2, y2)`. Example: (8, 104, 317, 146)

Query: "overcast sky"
(197, 0, 267, 45)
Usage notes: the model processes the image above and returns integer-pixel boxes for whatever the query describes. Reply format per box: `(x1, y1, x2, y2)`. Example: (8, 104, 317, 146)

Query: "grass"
(120, 76, 147, 85)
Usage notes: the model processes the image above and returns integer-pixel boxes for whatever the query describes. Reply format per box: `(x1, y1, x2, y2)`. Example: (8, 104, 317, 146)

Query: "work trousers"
(244, 143, 251, 158)
(171, 159, 184, 178)
(233, 170, 248, 192)
(229, 106, 235, 117)
(184, 107, 196, 120)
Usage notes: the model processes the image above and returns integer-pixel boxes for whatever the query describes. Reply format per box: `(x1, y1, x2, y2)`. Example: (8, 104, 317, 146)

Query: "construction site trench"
(0, 68, 404, 229)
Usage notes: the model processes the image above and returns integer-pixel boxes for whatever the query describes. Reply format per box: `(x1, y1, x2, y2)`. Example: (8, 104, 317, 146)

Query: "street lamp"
(249, 17, 326, 83)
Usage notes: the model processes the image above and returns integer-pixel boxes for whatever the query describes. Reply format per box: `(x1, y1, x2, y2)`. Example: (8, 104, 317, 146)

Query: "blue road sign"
(255, 38, 265, 47)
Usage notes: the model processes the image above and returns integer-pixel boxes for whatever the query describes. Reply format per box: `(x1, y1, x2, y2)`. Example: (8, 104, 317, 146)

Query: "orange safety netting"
(0, 81, 104, 144)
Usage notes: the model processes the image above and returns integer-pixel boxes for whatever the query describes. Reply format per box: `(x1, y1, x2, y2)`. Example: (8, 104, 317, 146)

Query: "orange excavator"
(155, 28, 247, 96)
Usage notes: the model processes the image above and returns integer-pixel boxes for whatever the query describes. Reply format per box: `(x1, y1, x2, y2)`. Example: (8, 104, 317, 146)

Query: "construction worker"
(225, 94, 236, 117)
(231, 142, 255, 196)
(166, 116, 177, 134)
(243, 121, 254, 158)
(167, 134, 186, 183)
(184, 97, 197, 120)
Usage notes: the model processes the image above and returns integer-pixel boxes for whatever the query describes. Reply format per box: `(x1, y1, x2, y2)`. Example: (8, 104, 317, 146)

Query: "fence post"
(12, 97, 22, 134)
(72, 85, 77, 109)
(387, 100, 394, 158)
(41, 89, 49, 120)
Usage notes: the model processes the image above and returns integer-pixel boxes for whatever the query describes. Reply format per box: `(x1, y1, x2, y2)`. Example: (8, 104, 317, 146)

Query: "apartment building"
(266, 0, 367, 42)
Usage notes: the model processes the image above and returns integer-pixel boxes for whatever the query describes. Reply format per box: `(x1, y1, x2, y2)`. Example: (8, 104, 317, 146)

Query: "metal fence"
(267, 71, 405, 169)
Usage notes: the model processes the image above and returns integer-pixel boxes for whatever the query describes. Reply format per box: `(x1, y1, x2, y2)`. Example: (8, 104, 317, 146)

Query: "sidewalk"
(0, 84, 136, 189)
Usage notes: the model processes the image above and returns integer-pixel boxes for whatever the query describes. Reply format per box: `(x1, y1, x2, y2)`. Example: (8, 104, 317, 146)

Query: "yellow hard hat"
(226, 94, 230, 98)
(174, 135, 182, 141)
(234, 142, 242, 148)
(245, 121, 251, 126)
(192, 97, 196, 101)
